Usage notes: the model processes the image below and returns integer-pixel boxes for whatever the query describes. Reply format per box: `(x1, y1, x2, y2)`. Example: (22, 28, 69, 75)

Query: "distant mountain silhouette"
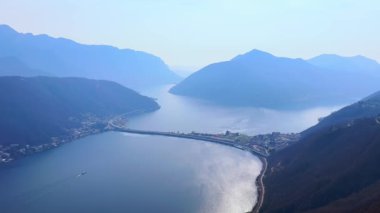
(0, 76, 159, 146)
(262, 91, 380, 212)
(0, 24, 180, 90)
(309, 54, 380, 74)
(170, 49, 380, 109)
(0, 57, 48, 77)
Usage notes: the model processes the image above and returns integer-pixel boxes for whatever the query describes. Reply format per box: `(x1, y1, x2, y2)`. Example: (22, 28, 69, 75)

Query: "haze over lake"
(130, 85, 345, 135)
(0, 86, 344, 213)
(1, 1, 378, 211)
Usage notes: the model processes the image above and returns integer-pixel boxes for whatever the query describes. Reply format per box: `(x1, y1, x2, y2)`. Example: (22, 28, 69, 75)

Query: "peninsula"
(0, 76, 159, 164)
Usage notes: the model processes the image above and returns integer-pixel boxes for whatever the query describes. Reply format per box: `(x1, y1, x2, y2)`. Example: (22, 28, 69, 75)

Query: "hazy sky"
(0, 0, 379, 72)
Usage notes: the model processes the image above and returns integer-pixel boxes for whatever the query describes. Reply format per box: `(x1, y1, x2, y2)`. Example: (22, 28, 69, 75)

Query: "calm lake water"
(0, 85, 345, 213)
(0, 133, 261, 213)
(131, 85, 345, 135)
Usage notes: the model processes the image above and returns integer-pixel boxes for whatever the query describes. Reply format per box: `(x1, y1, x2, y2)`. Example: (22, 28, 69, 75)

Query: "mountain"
(261, 91, 380, 212)
(309, 54, 380, 74)
(303, 90, 380, 136)
(308, 54, 380, 96)
(0, 24, 180, 90)
(0, 76, 159, 146)
(0, 56, 48, 77)
(170, 50, 380, 109)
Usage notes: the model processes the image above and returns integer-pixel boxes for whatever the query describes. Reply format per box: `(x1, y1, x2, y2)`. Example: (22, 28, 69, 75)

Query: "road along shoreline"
(250, 156, 267, 213)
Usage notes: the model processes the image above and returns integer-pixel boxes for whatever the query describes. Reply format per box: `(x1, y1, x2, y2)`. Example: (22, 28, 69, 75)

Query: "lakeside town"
(1, 114, 300, 164)
(109, 114, 301, 157)
(0, 114, 109, 164)
(171, 130, 300, 156)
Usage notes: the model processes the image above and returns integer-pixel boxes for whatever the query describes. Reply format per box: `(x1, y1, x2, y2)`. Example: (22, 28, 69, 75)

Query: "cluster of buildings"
(0, 114, 109, 165)
(188, 130, 300, 157)
(1, 113, 302, 164)
(206, 131, 300, 156)
(249, 132, 301, 152)
(0, 143, 60, 163)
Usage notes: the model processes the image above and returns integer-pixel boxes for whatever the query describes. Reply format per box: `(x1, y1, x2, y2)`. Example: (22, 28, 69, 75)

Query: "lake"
(0, 132, 261, 213)
(130, 85, 344, 135)
(0, 86, 345, 213)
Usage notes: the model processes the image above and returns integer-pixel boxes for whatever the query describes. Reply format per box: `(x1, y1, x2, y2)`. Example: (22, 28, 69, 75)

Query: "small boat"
(77, 171, 87, 177)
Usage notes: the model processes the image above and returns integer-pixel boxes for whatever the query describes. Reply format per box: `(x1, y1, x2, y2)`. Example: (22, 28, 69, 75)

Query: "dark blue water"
(0, 132, 261, 213)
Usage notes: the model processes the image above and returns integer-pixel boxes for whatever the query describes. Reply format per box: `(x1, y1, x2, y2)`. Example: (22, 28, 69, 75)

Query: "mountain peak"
(0, 24, 18, 35)
(0, 24, 14, 30)
(232, 49, 274, 61)
(246, 49, 273, 55)
(352, 55, 380, 64)
(310, 54, 378, 63)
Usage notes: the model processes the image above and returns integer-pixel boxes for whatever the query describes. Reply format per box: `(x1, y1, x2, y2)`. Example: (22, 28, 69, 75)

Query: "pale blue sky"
(0, 0, 379, 72)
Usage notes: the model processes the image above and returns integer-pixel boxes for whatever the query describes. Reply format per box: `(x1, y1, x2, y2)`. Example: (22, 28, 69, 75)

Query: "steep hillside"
(0, 76, 159, 146)
(304, 91, 380, 135)
(262, 91, 380, 212)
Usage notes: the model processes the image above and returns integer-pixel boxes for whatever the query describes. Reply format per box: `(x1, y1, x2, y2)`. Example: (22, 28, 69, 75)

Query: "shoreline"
(0, 129, 107, 166)
(1, 127, 269, 213)
(250, 156, 267, 213)
(0, 110, 154, 165)
(107, 125, 271, 213)
(109, 127, 269, 213)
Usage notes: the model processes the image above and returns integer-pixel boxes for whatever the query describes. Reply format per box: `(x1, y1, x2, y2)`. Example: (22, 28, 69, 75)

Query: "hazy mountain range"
(262, 90, 380, 212)
(170, 49, 380, 109)
(0, 25, 180, 91)
(0, 76, 159, 146)
(0, 56, 47, 77)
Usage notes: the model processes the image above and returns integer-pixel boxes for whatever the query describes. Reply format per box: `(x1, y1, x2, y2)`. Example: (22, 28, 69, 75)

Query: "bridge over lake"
(110, 126, 269, 157)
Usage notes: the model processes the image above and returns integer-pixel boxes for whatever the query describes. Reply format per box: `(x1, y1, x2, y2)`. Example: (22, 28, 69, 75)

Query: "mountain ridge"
(309, 53, 380, 73)
(262, 90, 380, 212)
(0, 76, 159, 147)
(0, 56, 48, 77)
(170, 49, 380, 109)
(0, 24, 181, 90)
